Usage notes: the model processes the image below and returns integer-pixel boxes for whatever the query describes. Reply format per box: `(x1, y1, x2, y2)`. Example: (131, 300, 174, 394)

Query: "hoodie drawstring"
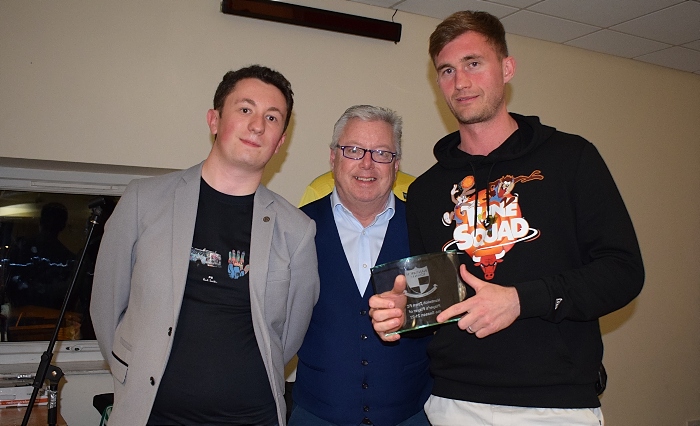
(470, 161, 497, 242)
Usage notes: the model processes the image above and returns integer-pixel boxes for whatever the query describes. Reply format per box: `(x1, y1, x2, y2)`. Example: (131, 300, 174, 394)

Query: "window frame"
(0, 157, 176, 364)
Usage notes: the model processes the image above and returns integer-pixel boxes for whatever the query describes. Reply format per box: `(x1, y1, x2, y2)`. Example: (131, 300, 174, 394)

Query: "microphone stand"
(21, 198, 106, 426)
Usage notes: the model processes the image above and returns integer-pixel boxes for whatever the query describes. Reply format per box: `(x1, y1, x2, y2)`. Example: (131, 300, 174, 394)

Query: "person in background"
(6, 202, 76, 310)
(370, 11, 643, 426)
(290, 105, 432, 426)
(91, 65, 319, 426)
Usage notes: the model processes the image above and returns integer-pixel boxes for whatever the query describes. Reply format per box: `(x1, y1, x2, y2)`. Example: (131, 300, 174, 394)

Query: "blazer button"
(361, 360, 368, 366)
(150, 377, 155, 386)
(362, 382, 369, 389)
(168, 327, 172, 336)
(360, 334, 368, 340)
(263, 216, 270, 222)
(362, 418, 373, 424)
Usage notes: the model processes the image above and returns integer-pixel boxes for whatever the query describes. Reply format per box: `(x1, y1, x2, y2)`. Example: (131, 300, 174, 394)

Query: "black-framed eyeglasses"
(338, 146, 397, 164)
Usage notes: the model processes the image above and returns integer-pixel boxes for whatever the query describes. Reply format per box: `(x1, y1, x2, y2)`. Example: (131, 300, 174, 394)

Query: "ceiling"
(347, 0, 700, 75)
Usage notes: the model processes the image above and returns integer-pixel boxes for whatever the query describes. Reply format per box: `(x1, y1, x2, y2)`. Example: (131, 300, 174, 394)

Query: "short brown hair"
(429, 11, 509, 64)
(213, 65, 294, 131)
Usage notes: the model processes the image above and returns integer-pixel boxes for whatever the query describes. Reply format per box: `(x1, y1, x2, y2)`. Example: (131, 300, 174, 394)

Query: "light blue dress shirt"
(331, 188, 395, 296)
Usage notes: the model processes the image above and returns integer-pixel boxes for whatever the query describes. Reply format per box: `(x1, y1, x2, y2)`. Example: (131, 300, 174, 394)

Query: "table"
(0, 405, 67, 426)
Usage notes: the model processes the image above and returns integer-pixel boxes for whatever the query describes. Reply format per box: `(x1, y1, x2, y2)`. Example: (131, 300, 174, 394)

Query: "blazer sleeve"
(90, 179, 140, 368)
(282, 217, 319, 364)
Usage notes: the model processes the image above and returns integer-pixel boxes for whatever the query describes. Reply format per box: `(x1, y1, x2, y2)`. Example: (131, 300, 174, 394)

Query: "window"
(1, 191, 119, 343)
(0, 158, 175, 363)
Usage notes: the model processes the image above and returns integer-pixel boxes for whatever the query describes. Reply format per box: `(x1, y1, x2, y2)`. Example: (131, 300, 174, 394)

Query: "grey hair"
(330, 105, 403, 160)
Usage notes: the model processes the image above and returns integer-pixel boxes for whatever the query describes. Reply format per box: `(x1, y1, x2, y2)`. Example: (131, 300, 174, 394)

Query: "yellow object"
(298, 171, 414, 206)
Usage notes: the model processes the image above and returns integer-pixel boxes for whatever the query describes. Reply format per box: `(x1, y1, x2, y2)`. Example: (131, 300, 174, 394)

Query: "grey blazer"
(91, 163, 319, 426)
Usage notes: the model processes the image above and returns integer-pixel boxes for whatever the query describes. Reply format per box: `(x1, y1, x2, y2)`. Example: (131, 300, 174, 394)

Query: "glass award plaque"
(371, 251, 466, 334)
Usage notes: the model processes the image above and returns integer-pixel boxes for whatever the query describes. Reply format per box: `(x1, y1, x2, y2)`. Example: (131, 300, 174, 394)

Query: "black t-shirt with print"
(148, 179, 276, 425)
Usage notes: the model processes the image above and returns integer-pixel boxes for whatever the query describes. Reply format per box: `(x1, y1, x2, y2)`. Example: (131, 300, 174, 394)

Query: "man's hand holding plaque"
(368, 274, 408, 342)
(369, 252, 466, 340)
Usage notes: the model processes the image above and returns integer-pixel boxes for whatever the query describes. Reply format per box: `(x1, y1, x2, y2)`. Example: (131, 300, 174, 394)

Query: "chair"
(92, 393, 113, 425)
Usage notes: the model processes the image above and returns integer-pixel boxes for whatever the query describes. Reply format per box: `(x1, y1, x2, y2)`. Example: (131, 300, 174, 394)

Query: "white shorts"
(425, 395, 604, 426)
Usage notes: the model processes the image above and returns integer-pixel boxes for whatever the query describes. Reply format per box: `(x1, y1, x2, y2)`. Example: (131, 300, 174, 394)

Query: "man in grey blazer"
(91, 65, 320, 426)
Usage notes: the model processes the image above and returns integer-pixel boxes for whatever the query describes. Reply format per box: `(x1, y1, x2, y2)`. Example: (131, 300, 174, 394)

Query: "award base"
(371, 251, 466, 334)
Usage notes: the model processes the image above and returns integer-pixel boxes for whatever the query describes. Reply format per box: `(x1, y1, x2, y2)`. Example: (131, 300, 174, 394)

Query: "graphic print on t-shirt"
(189, 247, 250, 282)
(442, 170, 543, 280)
(227, 250, 249, 279)
(189, 247, 222, 268)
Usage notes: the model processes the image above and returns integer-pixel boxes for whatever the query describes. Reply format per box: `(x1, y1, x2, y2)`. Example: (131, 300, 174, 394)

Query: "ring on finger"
(467, 325, 474, 333)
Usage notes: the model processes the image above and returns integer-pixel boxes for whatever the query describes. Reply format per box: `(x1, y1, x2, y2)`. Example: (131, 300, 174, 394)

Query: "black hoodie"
(406, 113, 644, 408)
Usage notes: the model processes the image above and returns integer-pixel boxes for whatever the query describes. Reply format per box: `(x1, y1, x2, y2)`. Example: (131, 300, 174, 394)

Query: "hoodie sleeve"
(406, 188, 426, 257)
(515, 142, 644, 322)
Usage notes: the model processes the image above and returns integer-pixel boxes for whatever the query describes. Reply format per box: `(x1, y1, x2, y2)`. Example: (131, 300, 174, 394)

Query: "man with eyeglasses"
(288, 105, 432, 426)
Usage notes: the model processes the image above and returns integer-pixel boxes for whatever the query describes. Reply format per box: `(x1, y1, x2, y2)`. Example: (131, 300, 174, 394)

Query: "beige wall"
(2, 1, 699, 425)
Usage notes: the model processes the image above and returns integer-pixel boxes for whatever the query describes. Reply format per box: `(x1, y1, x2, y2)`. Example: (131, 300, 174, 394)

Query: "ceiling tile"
(342, 0, 700, 74)
(611, 1, 700, 45)
(501, 10, 599, 43)
(566, 30, 670, 58)
(528, 0, 684, 27)
(395, 0, 517, 20)
(635, 46, 700, 72)
(348, 0, 402, 7)
(485, 0, 541, 8)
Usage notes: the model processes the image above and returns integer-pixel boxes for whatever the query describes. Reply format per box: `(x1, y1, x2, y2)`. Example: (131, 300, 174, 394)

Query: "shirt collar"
(331, 187, 395, 227)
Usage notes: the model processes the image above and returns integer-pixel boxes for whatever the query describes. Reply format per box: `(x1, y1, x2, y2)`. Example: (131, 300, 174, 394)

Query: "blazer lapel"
(171, 164, 202, 318)
(249, 185, 274, 309)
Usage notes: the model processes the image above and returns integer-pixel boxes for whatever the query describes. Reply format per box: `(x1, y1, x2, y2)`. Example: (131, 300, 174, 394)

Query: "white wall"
(1, 1, 699, 425)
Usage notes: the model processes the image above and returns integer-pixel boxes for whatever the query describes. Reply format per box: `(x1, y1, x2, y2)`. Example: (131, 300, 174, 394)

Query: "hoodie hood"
(433, 113, 556, 169)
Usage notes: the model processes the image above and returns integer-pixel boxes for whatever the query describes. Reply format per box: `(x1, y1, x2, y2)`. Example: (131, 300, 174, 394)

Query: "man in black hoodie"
(369, 10, 644, 426)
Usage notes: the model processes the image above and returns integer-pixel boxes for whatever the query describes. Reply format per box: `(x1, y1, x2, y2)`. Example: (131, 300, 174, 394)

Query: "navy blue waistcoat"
(295, 195, 432, 426)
